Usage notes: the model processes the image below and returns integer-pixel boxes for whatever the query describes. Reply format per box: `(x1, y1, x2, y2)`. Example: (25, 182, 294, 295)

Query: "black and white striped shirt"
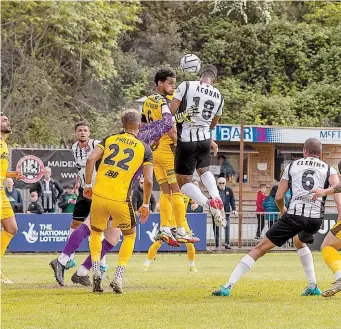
(71, 139, 100, 189)
(174, 81, 224, 142)
(282, 157, 337, 219)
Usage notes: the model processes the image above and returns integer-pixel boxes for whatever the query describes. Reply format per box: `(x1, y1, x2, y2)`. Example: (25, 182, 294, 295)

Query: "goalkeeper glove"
(174, 105, 199, 123)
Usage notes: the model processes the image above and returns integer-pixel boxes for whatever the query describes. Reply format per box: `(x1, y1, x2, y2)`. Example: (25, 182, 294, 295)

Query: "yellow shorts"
(90, 194, 136, 231)
(331, 220, 341, 241)
(153, 146, 176, 185)
(1, 190, 14, 221)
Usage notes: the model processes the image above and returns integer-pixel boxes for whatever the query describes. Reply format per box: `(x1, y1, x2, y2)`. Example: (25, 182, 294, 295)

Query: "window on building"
(211, 153, 248, 183)
(274, 145, 303, 182)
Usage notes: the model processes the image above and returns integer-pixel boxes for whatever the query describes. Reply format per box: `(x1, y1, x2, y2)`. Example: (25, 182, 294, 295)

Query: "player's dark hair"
(303, 138, 322, 156)
(154, 68, 176, 86)
(74, 121, 90, 131)
(201, 64, 218, 80)
(338, 160, 341, 174)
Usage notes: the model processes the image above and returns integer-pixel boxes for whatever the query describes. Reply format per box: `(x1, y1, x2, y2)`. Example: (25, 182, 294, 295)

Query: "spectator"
(255, 184, 267, 239)
(29, 166, 63, 213)
(186, 180, 203, 213)
(58, 185, 77, 213)
(218, 155, 235, 180)
(262, 185, 280, 228)
(27, 191, 44, 214)
(213, 177, 237, 249)
(4, 178, 23, 213)
(132, 176, 156, 214)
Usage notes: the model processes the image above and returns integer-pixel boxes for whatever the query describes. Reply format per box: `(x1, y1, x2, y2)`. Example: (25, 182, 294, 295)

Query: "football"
(179, 53, 201, 73)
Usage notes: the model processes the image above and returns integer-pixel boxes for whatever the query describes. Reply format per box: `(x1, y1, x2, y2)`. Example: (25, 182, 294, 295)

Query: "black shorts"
(265, 213, 322, 247)
(175, 139, 211, 176)
(72, 192, 92, 222)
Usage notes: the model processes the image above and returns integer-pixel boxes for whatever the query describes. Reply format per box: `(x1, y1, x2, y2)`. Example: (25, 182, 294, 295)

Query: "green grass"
(1, 252, 339, 329)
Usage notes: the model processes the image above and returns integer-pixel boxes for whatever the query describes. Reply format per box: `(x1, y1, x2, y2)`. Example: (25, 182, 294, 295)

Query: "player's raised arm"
(84, 145, 104, 199)
(328, 174, 341, 218)
(170, 80, 187, 115)
(139, 144, 153, 223)
(312, 178, 341, 200)
(275, 163, 290, 215)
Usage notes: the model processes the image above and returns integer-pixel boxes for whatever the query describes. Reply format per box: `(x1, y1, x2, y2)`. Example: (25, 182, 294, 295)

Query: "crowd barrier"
(8, 213, 207, 252)
(7, 213, 337, 252)
(205, 212, 338, 251)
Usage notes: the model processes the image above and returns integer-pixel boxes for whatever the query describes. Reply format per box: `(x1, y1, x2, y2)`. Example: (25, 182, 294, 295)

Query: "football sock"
(100, 255, 107, 266)
(82, 239, 114, 270)
(144, 259, 151, 266)
(160, 226, 172, 234)
(297, 246, 317, 288)
(181, 183, 208, 208)
(115, 265, 125, 279)
(89, 229, 102, 263)
(67, 228, 75, 261)
(59, 224, 90, 265)
(147, 241, 162, 261)
(171, 193, 186, 228)
(92, 261, 100, 276)
(77, 265, 89, 277)
(200, 171, 220, 199)
(186, 243, 196, 264)
(160, 193, 172, 228)
(322, 246, 341, 281)
(0, 230, 14, 257)
(223, 254, 255, 289)
(118, 232, 136, 267)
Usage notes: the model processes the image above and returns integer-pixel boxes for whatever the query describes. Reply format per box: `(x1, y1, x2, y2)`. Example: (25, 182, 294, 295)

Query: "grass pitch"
(1, 252, 339, 329)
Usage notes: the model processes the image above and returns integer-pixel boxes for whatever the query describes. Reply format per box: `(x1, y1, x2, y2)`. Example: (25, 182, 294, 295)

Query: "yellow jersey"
(141, 93, 173, 149)
(94, 132, 153, 202)
(0, 138, 9, 187)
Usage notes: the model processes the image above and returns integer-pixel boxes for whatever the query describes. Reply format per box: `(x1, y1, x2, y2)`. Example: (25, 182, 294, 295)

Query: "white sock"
(189, 261, 195, 267)
(77, 265, 89, 277)
(200, 171, 220, 199)
(160, 226, 172, 234)
(297, 246, 317, 288)
(181, 183, 208, 208)
(223, 254, 255, 289)
(100, 255, 106, 266)
(58, 253, 69, 266)
(177, 227, 186, 235)
(144, 259, 151, 266)
(335, 271, 341, 281)
(69, 253, 75, 260)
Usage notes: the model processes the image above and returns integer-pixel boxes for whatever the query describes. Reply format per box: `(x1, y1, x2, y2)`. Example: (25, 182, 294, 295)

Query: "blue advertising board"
(8, 213, 207, 252)
(214, 125, 341, 145)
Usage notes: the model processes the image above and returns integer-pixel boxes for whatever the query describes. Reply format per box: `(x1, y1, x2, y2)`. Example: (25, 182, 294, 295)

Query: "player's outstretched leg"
(50, 223, 90, 285)
(321, 244, 341, 297)
(294, 236, 321, 296)
(110, 231, 136, 294)
(212, 254, 255, 296)
(1, 215, 18, 283)
(72, 238, 115, 286)
(143, 240, 163, 272)
(186, 243, 198, 272)
(213, 237, 274, 296)
(181, 176, 226, 228)
(90, 228, 104, 293)
(154, 192, 180, 247)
